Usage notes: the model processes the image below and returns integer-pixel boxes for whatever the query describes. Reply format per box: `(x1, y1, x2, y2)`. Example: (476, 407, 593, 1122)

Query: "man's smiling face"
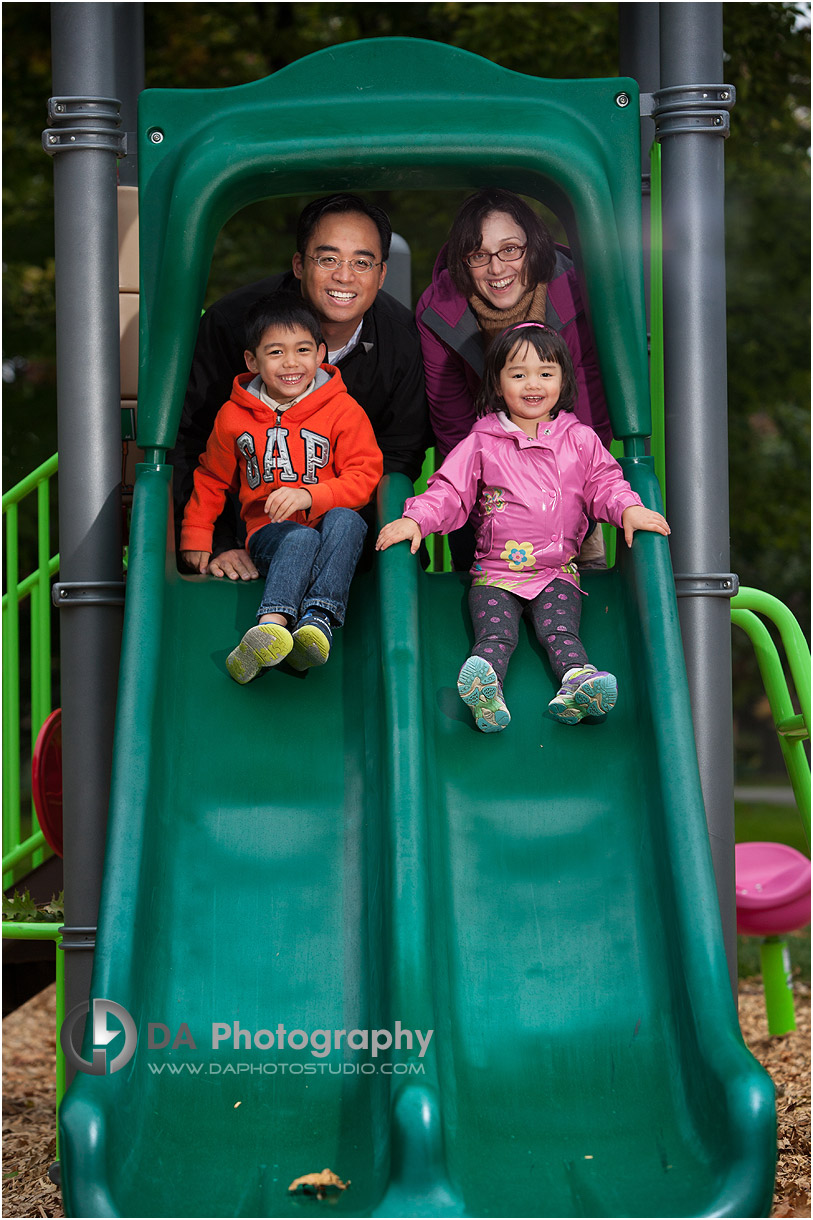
(292, 211, 387, 336)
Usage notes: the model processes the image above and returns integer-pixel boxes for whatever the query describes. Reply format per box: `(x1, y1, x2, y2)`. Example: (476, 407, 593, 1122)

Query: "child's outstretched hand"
(264, 487, 313, 522)
(621, 505, 671, 548)
(376, 517, 422, 554)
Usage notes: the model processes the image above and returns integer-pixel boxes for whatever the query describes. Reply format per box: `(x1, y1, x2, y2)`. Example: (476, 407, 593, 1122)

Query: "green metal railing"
(1, 921, 65, 1153)
(731, 587, 811, 845)
(2, 453, 59, 886)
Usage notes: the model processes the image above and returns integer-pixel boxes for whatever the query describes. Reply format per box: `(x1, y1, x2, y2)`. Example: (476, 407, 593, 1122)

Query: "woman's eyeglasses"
(465, 243, 527, 269)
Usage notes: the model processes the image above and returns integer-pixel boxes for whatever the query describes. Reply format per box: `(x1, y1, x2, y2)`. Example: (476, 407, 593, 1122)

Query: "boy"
(171, 193, 429, 580)
(181, 294, 383, 683)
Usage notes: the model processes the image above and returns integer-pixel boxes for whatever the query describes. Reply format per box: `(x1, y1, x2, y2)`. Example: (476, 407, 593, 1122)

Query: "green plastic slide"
(58, 466, 775, 1217)
(56, 38, 776, 1215)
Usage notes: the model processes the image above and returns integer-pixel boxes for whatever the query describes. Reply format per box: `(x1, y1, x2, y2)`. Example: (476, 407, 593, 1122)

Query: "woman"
(417, 187, 611, 569)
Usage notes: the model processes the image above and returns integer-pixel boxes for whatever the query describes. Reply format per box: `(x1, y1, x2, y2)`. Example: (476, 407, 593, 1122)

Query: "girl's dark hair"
(446, 188, 557, 296)
(243, 293, 325, 353)
(296, 193, 392, 262)
(476, 324, 578, 419)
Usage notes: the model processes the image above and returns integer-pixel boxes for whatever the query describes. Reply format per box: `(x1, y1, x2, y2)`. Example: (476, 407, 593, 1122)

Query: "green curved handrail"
(731, 586, 810, 846)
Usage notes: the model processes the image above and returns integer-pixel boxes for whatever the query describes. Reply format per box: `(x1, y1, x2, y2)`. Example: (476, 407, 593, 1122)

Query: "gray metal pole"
(659, 3, 738, 993)
(48, 2, 124, 1074)
(113, 2, 144, 187)
(618, 2, 659, 319)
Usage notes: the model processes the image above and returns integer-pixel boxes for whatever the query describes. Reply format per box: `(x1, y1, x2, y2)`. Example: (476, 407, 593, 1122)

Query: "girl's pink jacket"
(402, 411, 642, 599)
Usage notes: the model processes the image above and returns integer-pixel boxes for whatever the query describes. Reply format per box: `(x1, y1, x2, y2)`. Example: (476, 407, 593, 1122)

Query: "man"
(170, 193, 430, 578)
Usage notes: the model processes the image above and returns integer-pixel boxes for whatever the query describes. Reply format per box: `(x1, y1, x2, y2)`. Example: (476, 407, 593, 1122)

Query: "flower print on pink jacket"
(402, 411, 642, 600)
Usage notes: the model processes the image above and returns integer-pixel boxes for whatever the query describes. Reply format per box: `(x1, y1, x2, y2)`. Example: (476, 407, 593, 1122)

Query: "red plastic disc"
(31, 708, 63, 857)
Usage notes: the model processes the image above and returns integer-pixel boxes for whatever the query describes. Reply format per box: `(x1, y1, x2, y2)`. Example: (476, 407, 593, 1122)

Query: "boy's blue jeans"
(247, 507, 367, 626)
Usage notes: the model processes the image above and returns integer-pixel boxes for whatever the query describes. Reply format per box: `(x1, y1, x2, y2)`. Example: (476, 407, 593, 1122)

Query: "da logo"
(61, 999, 137, 1075)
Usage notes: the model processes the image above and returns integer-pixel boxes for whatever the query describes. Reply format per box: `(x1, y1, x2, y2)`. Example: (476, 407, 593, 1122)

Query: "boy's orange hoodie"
(180, 365, 383, 553)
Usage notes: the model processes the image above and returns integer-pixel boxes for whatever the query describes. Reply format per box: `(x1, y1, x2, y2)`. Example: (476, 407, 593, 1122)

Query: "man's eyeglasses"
(464, 243, 527, 269)
(306, 255, 382, 274)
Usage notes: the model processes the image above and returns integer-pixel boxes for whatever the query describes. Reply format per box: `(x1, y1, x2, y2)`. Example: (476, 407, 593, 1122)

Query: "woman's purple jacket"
(403, 411, 641, 600)
(416, 244, 612, 461)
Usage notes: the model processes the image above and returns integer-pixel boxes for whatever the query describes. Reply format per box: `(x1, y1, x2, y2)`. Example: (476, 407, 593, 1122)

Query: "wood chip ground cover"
(3, 982, 810, 1217)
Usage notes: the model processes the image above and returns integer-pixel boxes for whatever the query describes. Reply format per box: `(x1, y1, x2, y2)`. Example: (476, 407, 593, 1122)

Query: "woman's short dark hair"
(476, 323, 578, 419)
(243, 293, 324, 354)
(446, 188, 557, 296)
(296, 193, 392, 262)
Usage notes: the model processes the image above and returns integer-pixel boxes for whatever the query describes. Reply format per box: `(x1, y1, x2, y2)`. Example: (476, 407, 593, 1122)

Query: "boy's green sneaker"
(457, 655, 511, 734)
(226, 623, 293, 684)
(547, 665, 617, 725)
(288, 611, 333, 672)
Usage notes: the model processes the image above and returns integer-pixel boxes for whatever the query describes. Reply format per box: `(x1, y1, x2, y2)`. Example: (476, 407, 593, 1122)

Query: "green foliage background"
(2, 2, 810, 774)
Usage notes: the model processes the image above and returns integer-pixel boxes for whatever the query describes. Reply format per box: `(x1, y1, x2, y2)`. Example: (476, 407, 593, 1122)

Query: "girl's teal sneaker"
(548, 665, 617, 724)
(457, 656, 511, 734)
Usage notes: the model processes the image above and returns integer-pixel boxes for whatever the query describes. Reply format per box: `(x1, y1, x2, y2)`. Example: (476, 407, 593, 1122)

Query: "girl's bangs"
(504, 329, 562, 365)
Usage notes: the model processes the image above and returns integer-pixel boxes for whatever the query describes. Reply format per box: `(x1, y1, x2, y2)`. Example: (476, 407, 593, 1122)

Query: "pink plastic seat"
(735, 841, 811, 937)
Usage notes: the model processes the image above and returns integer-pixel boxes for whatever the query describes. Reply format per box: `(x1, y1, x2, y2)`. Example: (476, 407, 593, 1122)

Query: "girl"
(376, 323, 670, 732)
(416, 187, 611, 572)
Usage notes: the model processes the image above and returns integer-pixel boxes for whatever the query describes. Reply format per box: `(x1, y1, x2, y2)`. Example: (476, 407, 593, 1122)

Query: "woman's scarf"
(468, 280, 548, 350)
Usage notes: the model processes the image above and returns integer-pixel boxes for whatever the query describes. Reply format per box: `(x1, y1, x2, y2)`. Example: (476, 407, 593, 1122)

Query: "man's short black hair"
(243, 293, 325, 354)
(296, 194, 392, 262)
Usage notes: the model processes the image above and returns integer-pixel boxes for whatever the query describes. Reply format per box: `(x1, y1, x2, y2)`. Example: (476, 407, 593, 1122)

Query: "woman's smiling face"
(468, 210, 529, 311)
